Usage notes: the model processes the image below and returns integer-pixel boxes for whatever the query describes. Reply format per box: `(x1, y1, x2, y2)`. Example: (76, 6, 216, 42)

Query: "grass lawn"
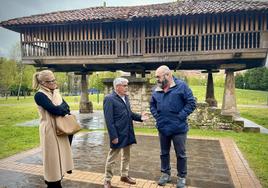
(239, 107, 268, 129)
(0, 103, 40, 158)
(191, 86, 268, 105)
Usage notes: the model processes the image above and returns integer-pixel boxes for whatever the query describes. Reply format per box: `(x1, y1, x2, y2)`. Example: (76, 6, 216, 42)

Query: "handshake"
(141, 112, 150, 121)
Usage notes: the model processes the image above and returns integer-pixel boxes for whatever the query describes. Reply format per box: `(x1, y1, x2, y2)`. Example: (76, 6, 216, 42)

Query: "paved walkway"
(0, 132, 262, 188)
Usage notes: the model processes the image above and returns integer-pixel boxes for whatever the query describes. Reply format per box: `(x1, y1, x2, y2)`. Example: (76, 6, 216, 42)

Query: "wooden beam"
(220, 64, 246, 69)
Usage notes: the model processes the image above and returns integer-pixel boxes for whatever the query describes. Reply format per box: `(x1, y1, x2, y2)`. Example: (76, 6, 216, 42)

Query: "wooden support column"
(202, 69, 218, 107)
(79, 73, 93, 113)
(130, 72, 136, 77)
(221, 69, 239, 117)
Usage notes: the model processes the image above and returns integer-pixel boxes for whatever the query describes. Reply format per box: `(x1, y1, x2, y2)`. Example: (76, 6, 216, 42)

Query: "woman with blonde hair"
(33, 70, 74, 188)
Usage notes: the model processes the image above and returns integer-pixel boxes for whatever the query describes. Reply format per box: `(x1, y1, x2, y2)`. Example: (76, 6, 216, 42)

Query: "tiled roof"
(1, 0, 268, 28)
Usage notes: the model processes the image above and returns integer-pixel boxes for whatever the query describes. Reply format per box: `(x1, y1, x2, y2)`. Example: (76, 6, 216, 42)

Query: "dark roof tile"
(1, 0, 268, 28)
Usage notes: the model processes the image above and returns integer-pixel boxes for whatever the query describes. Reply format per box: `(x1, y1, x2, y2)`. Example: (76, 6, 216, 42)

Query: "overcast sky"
(0, 0, 173, 58)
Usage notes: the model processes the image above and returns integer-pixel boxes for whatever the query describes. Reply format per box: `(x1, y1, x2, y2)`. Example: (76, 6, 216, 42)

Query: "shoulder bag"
(55, 114, 81, 136)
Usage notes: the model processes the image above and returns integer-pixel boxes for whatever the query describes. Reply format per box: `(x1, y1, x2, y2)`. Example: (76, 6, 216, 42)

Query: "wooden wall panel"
(21, 11, 265, 58)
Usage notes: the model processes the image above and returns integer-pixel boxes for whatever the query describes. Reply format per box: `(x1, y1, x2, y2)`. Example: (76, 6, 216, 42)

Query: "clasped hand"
(141, 111, 150, 121)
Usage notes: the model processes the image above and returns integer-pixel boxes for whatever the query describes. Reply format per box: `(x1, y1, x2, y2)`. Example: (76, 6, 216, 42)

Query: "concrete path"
(0, 132, 262, 188)
(235, 116, 268, 134)
(241, 117, 268, 134)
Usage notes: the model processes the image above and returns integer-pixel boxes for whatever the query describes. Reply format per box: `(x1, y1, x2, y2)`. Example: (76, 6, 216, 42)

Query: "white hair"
(113, 77, 129, 89)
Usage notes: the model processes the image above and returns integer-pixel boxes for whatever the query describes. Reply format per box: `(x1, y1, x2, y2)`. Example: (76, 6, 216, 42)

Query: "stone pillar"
(79, 73, 93, 113)
(103, 76, 155, 126)
(205, 71, 217, 107)
(221, 69, 239, 117)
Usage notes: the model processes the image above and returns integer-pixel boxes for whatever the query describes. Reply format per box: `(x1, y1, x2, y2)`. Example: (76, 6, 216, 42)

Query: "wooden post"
(195, 17, 199, 51)
(128, 23, 132, 56)
(20, 33, 24, 57)
(207, 15, 211, 50)
(116, 23, 119, 56)
(141, 22, 145, 55)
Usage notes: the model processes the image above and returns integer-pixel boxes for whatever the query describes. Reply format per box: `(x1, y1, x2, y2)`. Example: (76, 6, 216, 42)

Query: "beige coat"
(37, 87, 74, 182)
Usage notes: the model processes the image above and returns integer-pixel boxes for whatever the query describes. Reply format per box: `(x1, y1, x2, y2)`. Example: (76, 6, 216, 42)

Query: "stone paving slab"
(0, 132, 262, 188)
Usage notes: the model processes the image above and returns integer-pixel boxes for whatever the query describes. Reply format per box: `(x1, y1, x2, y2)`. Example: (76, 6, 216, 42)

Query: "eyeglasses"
(44, 79, 56, 83)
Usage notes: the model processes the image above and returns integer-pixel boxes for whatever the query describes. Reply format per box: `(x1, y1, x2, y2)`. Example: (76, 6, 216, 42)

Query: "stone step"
(243, 126, 260, 133)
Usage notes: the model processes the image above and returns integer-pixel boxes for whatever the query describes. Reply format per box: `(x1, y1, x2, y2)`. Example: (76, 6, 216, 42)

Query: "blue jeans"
(159, 132, 187, 178)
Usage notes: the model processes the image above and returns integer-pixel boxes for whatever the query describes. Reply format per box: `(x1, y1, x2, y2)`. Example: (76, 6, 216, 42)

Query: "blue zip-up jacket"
(150, 77, 196, 136)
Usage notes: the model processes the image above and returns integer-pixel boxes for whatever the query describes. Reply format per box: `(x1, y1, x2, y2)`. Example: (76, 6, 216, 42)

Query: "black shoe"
(67, 170, 72, 174)
(45, 180, 62, 188)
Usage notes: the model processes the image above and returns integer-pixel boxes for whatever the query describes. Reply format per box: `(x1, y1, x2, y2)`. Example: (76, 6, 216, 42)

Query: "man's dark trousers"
(159, 132, 187, 178)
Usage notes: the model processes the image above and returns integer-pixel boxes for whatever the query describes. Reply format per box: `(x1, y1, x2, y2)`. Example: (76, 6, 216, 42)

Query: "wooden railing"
(145, 31, 261, 54)
(22, 39, 116, 57)
(22, 31, 261, 57)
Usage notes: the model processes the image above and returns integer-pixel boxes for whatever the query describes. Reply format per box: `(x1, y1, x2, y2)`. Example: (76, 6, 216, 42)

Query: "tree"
(16, 60, 23, 100)
(9, 42, 23, 99)
(235, 73, 244, 89)
(248, 68, 264, 90)
(260, 68, 268, 91)
(22, 65, 36, 90)
(54, 72, 68, 94)
(9, 65, 36, 97)
(9, 42, 21, 62)
(236, 67, 268, 91)
(89, 71, 119, 93)
(0, 54, 35, 98)
(0, 58, 17, 98)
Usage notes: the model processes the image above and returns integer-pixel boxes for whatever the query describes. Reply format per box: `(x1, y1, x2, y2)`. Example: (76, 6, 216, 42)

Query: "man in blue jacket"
(150, 65, 196, 188)
(103, 77, 148, 188)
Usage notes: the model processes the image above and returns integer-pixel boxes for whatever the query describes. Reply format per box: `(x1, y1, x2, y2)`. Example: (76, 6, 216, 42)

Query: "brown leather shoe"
(104, 180, 111, 188)
(120, 176, 136, 184)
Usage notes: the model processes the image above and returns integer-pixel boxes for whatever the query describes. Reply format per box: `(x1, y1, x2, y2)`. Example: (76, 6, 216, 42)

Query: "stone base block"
(206, 98, 218, 107)
(243, 127, 260, 133)
(79, 101, 93, 113)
